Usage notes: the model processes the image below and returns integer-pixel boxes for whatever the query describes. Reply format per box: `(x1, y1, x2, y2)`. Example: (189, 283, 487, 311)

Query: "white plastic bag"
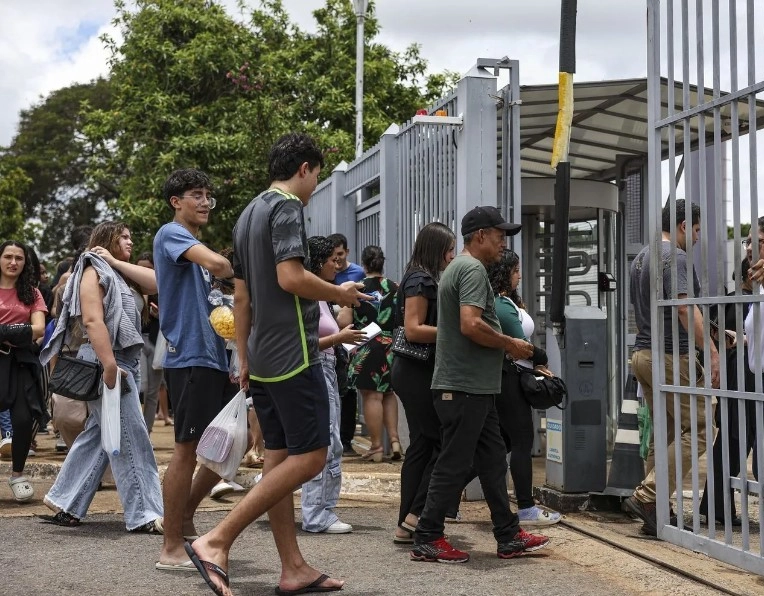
(196, 390, 248, 480)
(101, 375, 121, 456)
(152, 331, 167, 370)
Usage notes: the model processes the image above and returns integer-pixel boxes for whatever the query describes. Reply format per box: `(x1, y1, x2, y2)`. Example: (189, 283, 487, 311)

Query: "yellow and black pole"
(549, 0, 577, 329)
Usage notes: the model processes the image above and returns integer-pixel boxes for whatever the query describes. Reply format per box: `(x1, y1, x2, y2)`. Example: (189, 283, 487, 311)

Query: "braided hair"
(307, 236, 336, 276)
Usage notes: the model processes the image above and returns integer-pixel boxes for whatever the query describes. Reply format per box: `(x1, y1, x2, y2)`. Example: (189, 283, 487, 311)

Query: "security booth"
(519, 178, 618, 496)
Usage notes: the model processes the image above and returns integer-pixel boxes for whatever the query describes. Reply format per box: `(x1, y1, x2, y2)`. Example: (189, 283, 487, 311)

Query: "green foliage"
(0, 165, 31, 242)
(4, 0, 454, 256)
(0, 79, 114, 255)
(728, 223, 752, 239)
(84, 0, 452, 252)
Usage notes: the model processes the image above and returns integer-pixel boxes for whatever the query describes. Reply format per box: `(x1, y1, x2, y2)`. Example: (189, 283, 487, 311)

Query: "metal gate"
(646, 0, 764, 573)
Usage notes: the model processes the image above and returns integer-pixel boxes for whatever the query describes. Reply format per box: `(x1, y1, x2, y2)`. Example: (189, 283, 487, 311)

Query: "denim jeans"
(45, 343, 163, 530)
(301, 351, 343, 532)
(139, 334, 164, 432)
(0, 409, 11, 437)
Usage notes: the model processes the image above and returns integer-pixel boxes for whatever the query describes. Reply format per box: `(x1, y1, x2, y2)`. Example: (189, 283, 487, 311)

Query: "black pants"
(9, 367, 36, 474)
(700, 346, 760, 520)
(495, 364, 535, 509)
(339, 388, 357, 448)
(391, 357, 440, 526)
(415, 391, 519, 544)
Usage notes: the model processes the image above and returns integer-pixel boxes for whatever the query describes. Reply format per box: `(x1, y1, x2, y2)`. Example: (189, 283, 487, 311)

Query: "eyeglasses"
(742, 238, 764, 249)
(180, 193, 217, 210)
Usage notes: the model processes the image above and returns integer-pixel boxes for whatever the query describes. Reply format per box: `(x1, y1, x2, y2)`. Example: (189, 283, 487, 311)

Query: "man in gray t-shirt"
(623, 199, 719, 537)
(411, 206, 550, 564)
(184, 134, 367, 596)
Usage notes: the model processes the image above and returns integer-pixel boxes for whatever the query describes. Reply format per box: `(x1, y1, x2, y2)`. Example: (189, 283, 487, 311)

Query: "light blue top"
(153, 222, 228, 371)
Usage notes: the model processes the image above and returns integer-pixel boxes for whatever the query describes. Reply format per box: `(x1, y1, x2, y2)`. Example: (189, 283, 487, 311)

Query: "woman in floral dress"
(339, 246, 401, 462)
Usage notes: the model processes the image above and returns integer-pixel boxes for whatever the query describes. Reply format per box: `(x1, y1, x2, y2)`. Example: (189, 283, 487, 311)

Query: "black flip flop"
(37, 512, 81, 527)
(274, 574, 343, 595)
(184, 541, 230, 596)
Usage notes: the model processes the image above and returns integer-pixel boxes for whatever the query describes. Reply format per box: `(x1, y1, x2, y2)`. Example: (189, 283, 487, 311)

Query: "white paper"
(342, 322, 382, 354)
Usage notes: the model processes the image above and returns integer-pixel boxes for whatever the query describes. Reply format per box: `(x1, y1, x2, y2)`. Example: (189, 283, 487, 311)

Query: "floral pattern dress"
(348, 276, 398, 392)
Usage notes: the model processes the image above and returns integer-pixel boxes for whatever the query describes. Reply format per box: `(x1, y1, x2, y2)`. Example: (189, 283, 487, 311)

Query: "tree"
(0, 165, 32, 242)
(84, 0, 455, 252)
(0, 79, 114, 256)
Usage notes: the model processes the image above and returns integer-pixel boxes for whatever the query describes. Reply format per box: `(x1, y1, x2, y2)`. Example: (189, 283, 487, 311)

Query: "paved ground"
(2, 423, 764, 595)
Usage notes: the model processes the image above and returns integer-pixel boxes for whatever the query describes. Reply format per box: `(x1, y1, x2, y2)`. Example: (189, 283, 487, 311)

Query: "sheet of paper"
(342, 322, 382, 354)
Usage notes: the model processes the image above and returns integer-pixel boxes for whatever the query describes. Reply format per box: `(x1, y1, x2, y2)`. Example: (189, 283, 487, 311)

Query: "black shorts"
(250, 363, 330, 455)
(164, 367, 237, 443)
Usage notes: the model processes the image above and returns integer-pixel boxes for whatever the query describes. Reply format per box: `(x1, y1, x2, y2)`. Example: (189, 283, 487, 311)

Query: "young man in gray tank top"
(184, 133, 369, 596)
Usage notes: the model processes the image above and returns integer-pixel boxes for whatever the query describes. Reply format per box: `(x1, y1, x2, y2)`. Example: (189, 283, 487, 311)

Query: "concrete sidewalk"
(1, 424, 763, 595)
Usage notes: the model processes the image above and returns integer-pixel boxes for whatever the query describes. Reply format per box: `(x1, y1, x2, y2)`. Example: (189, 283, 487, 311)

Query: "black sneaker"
(130, 520, 161, 534)
(623, 496, 657, 536)
(38, 511, 81, 527)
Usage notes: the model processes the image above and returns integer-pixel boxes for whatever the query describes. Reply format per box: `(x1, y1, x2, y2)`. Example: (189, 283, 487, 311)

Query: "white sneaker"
(0, 437, 11, 458)
(323, 520, 353, 534)
(517, 506, 561, 527)
(210, 480, 245, 500)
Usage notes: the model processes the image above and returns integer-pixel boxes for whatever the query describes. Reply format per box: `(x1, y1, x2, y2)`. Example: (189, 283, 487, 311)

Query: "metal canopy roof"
(516, 77, 764, 181)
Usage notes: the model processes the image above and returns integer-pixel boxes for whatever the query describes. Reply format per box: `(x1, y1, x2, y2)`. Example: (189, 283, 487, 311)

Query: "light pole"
(353, 0, 368, 159)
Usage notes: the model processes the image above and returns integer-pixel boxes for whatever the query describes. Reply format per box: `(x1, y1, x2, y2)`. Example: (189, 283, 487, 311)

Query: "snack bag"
(208, 289, 235, 340)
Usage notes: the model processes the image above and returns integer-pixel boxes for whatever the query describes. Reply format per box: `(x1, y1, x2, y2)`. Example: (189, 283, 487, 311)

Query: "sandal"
(9, 476, 34, 502)
(38, 511, 81, 526)
(393, 524, 414, 544)
(390, 440, 402, 461)
(362, 446, 383, 463)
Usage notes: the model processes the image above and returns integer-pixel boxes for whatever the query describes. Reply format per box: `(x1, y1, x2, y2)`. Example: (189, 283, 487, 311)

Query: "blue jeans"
(0, 409, 11, 438)
(45, 343, 163, 530)
(301, 351, 343, 532)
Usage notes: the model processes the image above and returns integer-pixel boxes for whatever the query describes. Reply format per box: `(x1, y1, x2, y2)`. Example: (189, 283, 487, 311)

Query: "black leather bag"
(513, 362, 567, 410)
(391, 327, 433, 362)
(48, 312, 103, 402)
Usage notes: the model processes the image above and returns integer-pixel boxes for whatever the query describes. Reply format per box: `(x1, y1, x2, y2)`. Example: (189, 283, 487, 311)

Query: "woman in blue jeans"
(39, 222, 163, 531)
(300, 236, 366, 533)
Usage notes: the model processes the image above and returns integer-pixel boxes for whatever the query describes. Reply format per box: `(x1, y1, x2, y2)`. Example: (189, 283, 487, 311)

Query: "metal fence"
(647, 0, 763, 574)
(304, 60, 516, 282)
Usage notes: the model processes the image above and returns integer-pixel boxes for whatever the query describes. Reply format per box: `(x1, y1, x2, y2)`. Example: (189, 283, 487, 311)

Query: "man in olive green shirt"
(411, 206, 551, 564)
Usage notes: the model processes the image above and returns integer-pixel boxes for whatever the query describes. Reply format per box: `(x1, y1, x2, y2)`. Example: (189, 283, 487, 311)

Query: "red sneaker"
(410, 537, 470, 563)
(497, 529, 550, 558)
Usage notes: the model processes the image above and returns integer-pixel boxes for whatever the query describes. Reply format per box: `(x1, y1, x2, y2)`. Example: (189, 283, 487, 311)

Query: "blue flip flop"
(184, 541, 230, 596)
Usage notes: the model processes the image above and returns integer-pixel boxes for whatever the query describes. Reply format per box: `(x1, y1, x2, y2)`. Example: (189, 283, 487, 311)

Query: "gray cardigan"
(40, 252, 143, 366)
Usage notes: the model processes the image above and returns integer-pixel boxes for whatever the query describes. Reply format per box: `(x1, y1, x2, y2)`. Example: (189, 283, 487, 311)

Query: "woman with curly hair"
(39, 222, 163, 531)
(299, 236, 366, 533)
(488, 249, 560, 527)
(0, 240, 48, 501)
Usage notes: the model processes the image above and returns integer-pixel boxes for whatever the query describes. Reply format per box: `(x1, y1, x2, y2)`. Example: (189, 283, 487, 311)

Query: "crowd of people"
(12, 133, 761, 595)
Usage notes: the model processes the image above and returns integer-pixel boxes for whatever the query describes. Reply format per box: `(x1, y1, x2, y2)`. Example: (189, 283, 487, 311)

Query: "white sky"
(0, 0, 761, 222)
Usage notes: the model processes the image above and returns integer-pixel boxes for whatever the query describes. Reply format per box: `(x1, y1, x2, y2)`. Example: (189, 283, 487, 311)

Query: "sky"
(0, 0, 653, 146)
(0, 0, 761, 222)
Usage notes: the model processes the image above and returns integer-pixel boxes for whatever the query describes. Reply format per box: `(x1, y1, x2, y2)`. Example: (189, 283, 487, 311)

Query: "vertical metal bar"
(647, 0, 670, 536)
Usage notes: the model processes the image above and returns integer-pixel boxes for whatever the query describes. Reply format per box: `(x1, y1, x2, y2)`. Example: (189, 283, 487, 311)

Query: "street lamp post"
(353, 0, 368, 159)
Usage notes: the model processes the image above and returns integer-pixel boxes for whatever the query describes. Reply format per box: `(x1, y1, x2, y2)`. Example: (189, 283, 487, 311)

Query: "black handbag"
(48, 313, 103, 402)
(513, 362, 567, 410)
(391, 327, 433, 361)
